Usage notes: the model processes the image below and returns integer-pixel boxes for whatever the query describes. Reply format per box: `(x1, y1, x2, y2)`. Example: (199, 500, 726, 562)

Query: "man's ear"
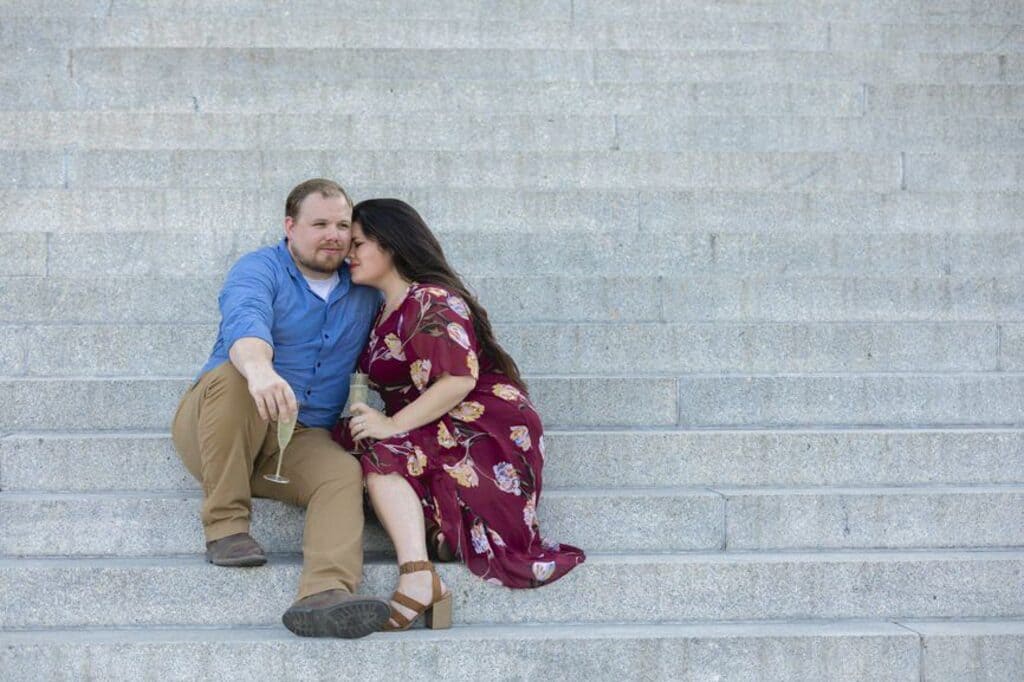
(284, 216, 295, 239)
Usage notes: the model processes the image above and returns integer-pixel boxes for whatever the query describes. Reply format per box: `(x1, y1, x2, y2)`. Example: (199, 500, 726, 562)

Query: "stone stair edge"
(3, 547, 1022, 567)
(7, 619, 1021, 643)
(4, 483, 1022, 499)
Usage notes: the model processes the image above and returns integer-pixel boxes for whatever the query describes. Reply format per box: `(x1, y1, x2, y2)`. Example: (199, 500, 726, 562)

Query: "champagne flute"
(347, 372, 369, 446)
(264, 402, 299, 485)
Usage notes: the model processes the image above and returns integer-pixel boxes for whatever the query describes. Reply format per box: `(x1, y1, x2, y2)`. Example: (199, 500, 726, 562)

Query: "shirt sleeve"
(403, 286, 480, 392)
(218, 252, 276, 351)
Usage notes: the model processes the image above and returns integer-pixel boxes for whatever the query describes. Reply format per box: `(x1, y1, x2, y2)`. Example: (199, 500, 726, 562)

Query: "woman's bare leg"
(365, 472, 448, 624)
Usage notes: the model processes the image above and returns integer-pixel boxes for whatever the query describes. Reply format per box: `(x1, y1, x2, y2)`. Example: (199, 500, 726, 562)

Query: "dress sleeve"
(402, 286, 481, 392)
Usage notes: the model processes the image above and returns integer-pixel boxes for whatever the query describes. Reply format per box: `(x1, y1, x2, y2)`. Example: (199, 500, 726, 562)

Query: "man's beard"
(292, 245, 344, 275)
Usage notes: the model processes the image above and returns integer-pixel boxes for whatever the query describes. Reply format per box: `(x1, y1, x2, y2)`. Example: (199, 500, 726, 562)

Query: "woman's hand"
(348, 403, 403, 441)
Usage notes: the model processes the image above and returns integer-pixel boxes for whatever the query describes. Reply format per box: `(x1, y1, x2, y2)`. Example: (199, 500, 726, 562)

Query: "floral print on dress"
(532, 561, 556, 582)
(493, 462, 522, 495)
(510, 425, 532, 452)
(410, 359, 431, 391)
(383, 333, 406, 360)
(449, 401, 485, 422)
(446, 295, 471, 319)
(406, 446, 427, 476)
(447, 322, 471, 350)
(331, 282, 584, 589)
(471, 521, 492, 556)
(492, 383, 523, 403)
(444, 455, 479, 488)
(437, 422, 457, 449)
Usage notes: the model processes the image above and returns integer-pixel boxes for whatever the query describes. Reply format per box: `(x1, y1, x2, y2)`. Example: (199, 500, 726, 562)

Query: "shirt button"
(316, 362, 321, 368)
(306, 389, 312, 396)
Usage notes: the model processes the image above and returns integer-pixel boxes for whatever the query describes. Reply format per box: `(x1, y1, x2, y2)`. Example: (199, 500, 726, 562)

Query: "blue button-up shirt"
(198, 239, 380, 429)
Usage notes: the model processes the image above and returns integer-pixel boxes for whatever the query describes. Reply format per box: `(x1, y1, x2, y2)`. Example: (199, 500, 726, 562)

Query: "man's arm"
(219, 253, 297, 422)
(229, 337, 297, 422)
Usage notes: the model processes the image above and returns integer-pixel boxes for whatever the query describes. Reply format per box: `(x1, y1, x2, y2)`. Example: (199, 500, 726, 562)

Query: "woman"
(332, 198, 585, 631)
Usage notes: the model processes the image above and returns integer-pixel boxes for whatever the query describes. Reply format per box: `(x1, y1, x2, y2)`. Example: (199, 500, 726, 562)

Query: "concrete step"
(0, 376, 680, 431)
(6, 149, 914, 192)
(0, 621, 932, 682)
(9, 147, 1024, 193)
(4, 188, 1023, 235)
(2, 622, 1020, 682)
(4, 275, 1023, 324)
(18, 229, 1024, 279)
(8, 16, 1024, 53)
(2, 550, 1021, 628)
(2, 486, 1020, 558)
(2, 16, 832, 51)
(5, 428, 1022, 493)
(10, 112, 1024, 153)
(592, 49, 1024, 84)
(572, 1, 1024, 25)
(865, 83, 1024, 116)
(2, 321, 1012, 377)
(0, 487, 725, 557)
(678, 373, 1024, 427)
(5, 373, 1024, 432)
(5, 78, 870, 115)
(6, 0, 1024, 24)
(60, 47, 1024, 86)
(719, 484, 1024, 550)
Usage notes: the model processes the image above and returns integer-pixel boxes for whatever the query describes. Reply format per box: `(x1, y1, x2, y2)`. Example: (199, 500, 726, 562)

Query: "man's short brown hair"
(285, 178, 353, 219)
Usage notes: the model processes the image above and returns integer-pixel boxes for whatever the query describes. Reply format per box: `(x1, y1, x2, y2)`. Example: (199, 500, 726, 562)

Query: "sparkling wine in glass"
(264, 406, 298, 485)
(347, 372, 369, 412)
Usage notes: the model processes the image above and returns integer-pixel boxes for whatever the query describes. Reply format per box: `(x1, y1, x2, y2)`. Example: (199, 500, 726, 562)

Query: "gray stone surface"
(594, 50, 1022, 84)
(723, 486, 1024, 550)
(0, 622, 921, 682)
(6, 428, 1024, 493)
(678, 374, 1024, 427)
(0, 233, 46, 277)
(914, 620, 1024, 682)
(0, 321, 1003, 376)
(2, 551, 1022, 628)
(5, 274, 1024, 325)
(31, 229, 1024, 277)
(4, 0, 1024, 673)
(69, 78, 867, 115)
(866, 84, 1024, 117)
(0, 488, 724, 556)
(12, 111, 1024, 153)
(6, 188, 1024, 236)
(0, 376, 678, 430)
(638, 189, 1024, 233)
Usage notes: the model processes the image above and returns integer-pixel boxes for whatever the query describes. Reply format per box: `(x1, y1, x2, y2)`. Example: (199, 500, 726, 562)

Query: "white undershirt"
(304, 272, 340, 301)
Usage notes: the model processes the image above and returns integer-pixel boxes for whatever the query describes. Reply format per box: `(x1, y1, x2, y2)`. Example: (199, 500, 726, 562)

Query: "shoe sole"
(282, 598, 391, 639)
(206, 553, 267, 567)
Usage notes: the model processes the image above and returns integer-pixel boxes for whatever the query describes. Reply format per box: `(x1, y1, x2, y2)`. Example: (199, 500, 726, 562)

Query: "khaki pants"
(171, 361, 364, 601)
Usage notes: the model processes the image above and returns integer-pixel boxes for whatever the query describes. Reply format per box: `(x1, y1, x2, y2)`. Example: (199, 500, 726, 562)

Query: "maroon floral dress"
(332, 283, 585, 588)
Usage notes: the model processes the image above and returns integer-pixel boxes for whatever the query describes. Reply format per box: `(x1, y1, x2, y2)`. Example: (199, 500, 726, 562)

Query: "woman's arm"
(349, 373, 475, 441)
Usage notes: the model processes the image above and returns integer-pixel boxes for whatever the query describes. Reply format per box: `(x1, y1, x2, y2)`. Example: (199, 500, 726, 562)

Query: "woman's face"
(347, 222, 394, 287)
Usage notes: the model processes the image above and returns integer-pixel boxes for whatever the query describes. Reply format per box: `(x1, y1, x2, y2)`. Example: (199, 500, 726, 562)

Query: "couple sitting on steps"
(170, 178, 585, 638)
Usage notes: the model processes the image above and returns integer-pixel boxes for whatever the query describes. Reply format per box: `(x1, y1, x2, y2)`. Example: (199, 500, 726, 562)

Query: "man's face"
(284, 193, 352, 279)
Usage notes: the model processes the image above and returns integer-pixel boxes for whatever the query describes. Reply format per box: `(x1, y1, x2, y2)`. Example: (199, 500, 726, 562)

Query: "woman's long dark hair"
(352, 198, 527, 392)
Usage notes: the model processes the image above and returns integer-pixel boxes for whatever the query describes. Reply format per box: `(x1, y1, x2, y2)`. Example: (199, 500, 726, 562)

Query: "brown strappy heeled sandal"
(382, 560, 452, 632)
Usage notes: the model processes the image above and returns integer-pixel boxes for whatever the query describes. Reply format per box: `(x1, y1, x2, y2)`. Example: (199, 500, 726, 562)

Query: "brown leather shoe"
(282, 589, 391, 639)
(205, 532, 267, 567)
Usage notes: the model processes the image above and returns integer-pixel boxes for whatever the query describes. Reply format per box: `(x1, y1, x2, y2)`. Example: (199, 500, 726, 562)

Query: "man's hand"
(349, 403, 402, 441)
(228, 337, 297, 422)
(247, 365, 298, 423)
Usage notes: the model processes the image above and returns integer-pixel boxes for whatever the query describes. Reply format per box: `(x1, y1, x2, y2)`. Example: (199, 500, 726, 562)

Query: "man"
(171, 178, 388, 638)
